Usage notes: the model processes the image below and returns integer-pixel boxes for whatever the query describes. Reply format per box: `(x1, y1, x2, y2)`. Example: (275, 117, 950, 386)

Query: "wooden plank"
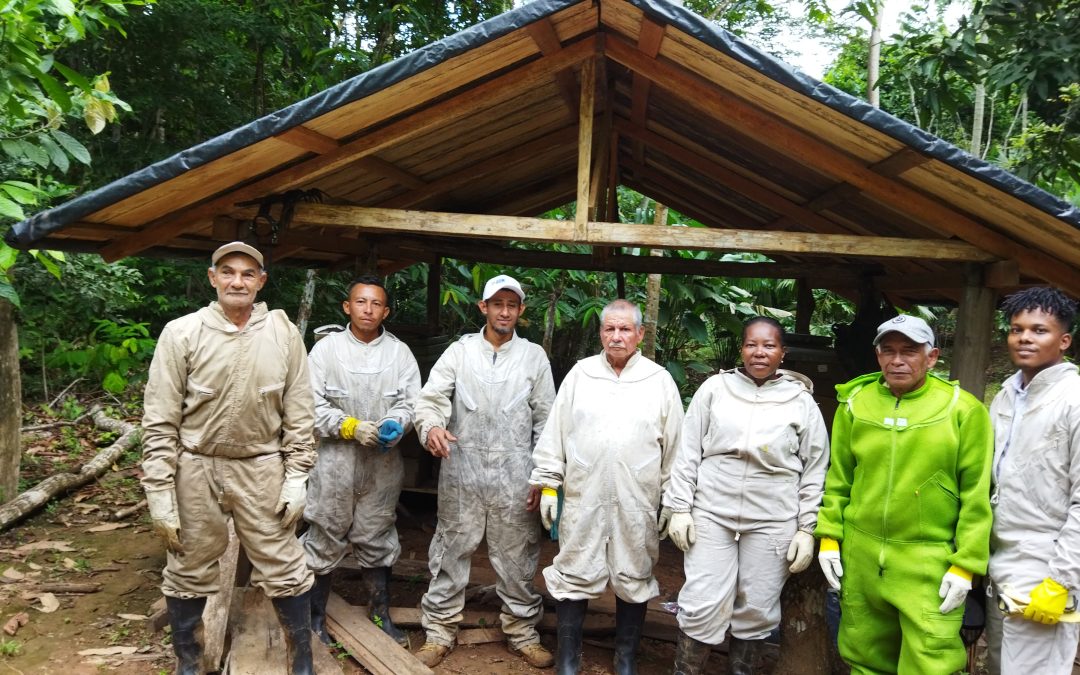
(457, 627, 503, 645)
(325, 592, 433, 675)
(202, 519, 240, 672)
(603, 34, 1080, 294)
(950, 264, 997, 399)
(288, 204, 998, 262)
(358, 156, 427, 190)
(525, 18, 579, 117)
(985, 259, 1020, 289)
(98, 36, 600, 261)
(224, 588, 342, 675)
(631, 17, 664, 165)
(575, 57, 596, 240)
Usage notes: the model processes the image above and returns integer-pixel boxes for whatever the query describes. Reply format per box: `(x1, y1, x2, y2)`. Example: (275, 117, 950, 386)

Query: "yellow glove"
(1024, 577, 1069, 624)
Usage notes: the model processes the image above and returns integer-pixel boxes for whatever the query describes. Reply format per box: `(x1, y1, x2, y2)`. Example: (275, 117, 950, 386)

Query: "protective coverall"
(302, 328, 421, 572)
(985, 363, 1080, 675)
(142, 302, 316, 598)
(815, 371, 993, 675)
(531, 351, 683, 603)
(664, 368, 829, 643)
(413, 331, 555, 650)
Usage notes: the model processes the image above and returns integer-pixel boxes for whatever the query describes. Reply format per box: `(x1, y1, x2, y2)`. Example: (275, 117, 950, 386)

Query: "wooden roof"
(8, 0, 1080, 301)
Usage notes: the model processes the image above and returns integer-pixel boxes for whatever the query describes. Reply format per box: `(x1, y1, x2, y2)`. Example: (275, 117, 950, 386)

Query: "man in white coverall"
(531, 299, 685, 675)
(302, 274, 421, 647)
(986, 287, 1080, 675)
(412, 274, 556, 669)
(142, 242, 316, 675)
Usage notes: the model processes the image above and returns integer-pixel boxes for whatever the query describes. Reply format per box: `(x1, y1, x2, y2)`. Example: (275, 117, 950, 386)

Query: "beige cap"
(211, 241, 264, 267)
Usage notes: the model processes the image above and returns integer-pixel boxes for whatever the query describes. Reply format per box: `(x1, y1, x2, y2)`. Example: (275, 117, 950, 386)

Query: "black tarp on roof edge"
(7, 0, 1079, 249)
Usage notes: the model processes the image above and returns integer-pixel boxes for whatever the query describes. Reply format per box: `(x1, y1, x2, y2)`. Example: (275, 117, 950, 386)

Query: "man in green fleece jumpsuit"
(815, 315, 993, 674)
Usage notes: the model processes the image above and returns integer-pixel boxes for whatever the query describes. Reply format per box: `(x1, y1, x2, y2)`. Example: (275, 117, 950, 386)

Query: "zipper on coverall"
(734, 389, 760, 542)
(879, 397, 902, 574)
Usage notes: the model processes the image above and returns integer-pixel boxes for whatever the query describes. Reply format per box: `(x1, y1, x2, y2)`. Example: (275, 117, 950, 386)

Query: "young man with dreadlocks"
(985, 287, 1080, 675)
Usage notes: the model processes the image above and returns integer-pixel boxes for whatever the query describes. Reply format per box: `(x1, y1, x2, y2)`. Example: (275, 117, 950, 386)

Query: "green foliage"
(0, 639, 21, 657)
(46, 319, 155, 393)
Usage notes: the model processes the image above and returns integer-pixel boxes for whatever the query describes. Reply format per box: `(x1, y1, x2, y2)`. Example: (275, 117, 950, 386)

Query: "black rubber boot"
(555, 598, 588, 675)
(673, 629, 711, 675)
(728, 637, 763, 675)
(165, 596, 206, 675)
(309, 572, 333, 645)
(612, 597, 647, 675)
(272, 591, 315, 675)
(363, 566, 409, 648)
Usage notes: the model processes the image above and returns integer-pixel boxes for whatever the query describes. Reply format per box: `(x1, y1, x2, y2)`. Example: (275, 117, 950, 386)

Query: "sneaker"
(415, 642, 451, 667)
(510, 641, 555, 668)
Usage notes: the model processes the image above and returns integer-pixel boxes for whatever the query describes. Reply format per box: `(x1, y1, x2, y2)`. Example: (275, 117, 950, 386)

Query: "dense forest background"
(1, 0, 1078, 501)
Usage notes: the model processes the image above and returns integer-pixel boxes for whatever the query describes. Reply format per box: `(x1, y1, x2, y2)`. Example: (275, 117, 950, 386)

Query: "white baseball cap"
(873, 315, 935, 347)
(482, 274, 525, 302)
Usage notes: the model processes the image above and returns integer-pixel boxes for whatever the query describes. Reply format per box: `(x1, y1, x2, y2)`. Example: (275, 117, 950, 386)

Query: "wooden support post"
(642, 203, 668, 359)
(796, 279, 815, 334)
(426, 258, 442, 334)
(0, 300, 19, 505)
(950, 264, 997, 399)
(575, 58, 595, 241)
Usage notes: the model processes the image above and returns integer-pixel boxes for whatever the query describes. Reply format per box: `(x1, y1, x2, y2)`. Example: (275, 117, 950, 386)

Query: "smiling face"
(876, 332, 939, 397)
(600, 308, 644, 366)
(741, 321, 785, 384)
(207, 253, 266, 314)
(478, 289, 524, 337)
(343, 283, 390, 342)
(1007, 308, 1072, 384)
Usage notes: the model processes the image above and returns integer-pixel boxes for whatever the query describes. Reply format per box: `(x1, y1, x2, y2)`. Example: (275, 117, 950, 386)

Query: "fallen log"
(0, 407, 141, 531)
(34, 582, 103, 594)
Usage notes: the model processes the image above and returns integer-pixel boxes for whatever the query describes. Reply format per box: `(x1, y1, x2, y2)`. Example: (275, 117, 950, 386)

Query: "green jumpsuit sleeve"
(815, 402, 854, 542)
(948, 398, 993, 574)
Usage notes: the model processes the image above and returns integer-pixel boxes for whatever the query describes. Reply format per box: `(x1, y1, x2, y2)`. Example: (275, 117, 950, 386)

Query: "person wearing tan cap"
(141, 242, 317, 674)
(412, 274, 556, 669)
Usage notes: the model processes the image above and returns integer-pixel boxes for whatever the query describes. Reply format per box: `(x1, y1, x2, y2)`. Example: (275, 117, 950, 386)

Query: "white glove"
(657, 507, 673, 539)
(787, 531, 816, 573)
(275, 467, 308, 528)
(146, 489, 183, 554)
(818, 545, 843, 591)
(939, 570, 972, 614)
(355, 421, 379, 447)
(668, 512, 696, 552)
(539, 488, 559, 530)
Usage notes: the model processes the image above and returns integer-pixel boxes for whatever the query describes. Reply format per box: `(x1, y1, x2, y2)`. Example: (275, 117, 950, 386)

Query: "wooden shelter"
(8, 0, 1080, 396)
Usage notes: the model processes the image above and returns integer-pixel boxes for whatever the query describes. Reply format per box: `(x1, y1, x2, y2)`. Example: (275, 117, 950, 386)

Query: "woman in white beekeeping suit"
(664, 316, 830, 675)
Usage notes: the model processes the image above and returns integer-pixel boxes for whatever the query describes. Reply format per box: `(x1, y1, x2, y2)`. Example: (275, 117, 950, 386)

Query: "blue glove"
(377, 420, 404, 451)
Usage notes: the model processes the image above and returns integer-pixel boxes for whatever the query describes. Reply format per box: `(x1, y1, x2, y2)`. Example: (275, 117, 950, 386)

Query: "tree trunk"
(295, 268, 318, 340)
(0, 299, 20, 504)
(971, 82, 986, 156)
(642, 203, 668, 360)
(867, 0, 883, 108)
(0, 407, 140, 531)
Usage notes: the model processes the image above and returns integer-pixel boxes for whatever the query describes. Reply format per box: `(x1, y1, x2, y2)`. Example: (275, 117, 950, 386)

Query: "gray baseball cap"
(873, 315, 935, 347)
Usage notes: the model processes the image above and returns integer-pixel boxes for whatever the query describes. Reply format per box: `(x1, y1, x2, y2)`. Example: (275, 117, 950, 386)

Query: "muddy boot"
(362, 566, 409, 648)
(673, 629, 712, 675)
(165, 596, 206, 675)
(272, 591, 314, 675)
(555, 598, 588, 675)
(728, 637, 763, 675)
(309, 573, 333, 645)
(612, 597, 647, 675)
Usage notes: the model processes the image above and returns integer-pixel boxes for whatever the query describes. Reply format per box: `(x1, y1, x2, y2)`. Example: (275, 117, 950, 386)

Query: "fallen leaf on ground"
(86, 523, 130, 533)
(26, 562, 43, 571)
(3, 567, 25, 580)
(35, 592, 60, 613)
(76, 646, 138, 656)
(2, 612, 29, 636)
(14, 541, 76, 554)
(63, 558, 78, 570)
(117, 613, 147, 621)
(74, 503, 101, 513)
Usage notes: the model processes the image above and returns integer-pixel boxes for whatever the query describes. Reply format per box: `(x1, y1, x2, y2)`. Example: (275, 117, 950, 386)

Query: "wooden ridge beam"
(98, 35, 600, 262)
(287, 204, 998, 262)
(603, 35, 1080, 294)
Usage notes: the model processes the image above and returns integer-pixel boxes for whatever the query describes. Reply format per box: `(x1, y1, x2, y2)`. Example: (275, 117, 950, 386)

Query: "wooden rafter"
(603, 35, 1080, 293)
(631, 17, 664, 165)
(525, 18, 580, 118)
(273, 126, 341, 155)
(357, 156, 427, 190)
(97, 35, 600, 262)
(575, 57, 596, 240)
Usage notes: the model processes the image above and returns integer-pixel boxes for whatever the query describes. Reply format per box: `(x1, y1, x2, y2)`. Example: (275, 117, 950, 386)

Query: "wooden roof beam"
(622, 159, 766, 231)
(273, 126, 341, 154)
(575, 57, 596, 239)
(357, 156, 427, 190)
(603, 35, 1080, 294)
(97, 35, 601, 262)
(525, 18, 580, 118)
(286, 204, 999, 262)
(631, 17, 665, 165)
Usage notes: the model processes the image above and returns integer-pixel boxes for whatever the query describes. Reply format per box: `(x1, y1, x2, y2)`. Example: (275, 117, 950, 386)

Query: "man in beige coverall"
(142, 242, 316, 675)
